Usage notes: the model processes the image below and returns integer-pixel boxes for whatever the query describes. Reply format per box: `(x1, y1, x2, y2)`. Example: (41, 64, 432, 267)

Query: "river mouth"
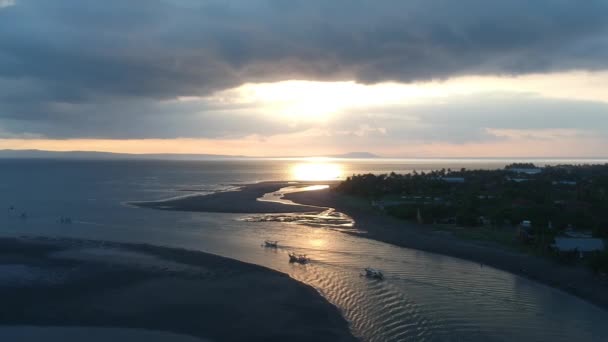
(242, 209, 355, 229)
(257, 184, 331, 206)
(237, 216, 608, 342)
(245, 184, 356, 230)
(234, 183, 608, 341)
(3, 171, 608, 342)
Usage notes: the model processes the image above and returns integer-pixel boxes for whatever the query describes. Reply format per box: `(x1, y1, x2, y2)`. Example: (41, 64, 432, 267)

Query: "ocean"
(1, 158, 607, 341)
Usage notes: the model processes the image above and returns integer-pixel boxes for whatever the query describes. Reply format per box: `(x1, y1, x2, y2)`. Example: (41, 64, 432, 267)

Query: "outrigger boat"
(263, 240, 279, 248)
(288, 252, 309, 264)
(363, 267, 384, 280)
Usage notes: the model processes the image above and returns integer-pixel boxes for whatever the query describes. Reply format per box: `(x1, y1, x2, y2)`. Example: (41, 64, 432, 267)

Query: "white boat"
(288, 252, 309, 264)
(264, 240, 279, 248)
(363, 267, 384, 280)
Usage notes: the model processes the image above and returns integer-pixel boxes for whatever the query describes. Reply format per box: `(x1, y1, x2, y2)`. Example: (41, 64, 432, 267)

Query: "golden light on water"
(309, 238, 327, 248)
(291, 162, 343, 181)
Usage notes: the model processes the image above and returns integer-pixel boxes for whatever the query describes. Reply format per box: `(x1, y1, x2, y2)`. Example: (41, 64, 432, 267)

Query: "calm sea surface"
(1, 158, 607, 342)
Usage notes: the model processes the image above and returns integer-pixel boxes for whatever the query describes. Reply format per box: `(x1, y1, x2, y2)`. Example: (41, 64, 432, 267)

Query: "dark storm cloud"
(1, 0, 608, 138)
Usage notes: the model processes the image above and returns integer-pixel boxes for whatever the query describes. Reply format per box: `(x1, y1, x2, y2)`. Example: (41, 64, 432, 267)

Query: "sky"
(1, 0, 608, 157)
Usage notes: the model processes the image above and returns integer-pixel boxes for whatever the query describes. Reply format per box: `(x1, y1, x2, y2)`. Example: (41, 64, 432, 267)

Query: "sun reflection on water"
(309, 238, 327, 248)
(291, 162, 343, 181)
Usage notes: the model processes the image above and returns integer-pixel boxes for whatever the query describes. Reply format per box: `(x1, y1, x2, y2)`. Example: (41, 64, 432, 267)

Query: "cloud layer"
(1, 0, 608, 154)
(3, 1, 608, 97)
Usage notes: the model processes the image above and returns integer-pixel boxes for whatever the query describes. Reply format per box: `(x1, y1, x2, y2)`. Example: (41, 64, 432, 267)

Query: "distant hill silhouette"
(0, 149, 381, 160)
(0, 149, 242, 160)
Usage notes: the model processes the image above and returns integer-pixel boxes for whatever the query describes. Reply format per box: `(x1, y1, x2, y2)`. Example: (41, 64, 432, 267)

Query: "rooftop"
(553, 238, 605, 252)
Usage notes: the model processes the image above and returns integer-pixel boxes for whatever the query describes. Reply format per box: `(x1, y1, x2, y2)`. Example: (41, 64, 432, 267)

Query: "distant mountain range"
(0, 149, 381, 160)
(0, 149, 242, 160)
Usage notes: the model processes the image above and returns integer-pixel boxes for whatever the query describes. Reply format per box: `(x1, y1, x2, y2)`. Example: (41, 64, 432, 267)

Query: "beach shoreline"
(135, 180, 608, 310)
(284, 186, 608, 311)
(132, 181, 328, 214)
(136, 181, 608, 309)
(0, 236, 356, 342)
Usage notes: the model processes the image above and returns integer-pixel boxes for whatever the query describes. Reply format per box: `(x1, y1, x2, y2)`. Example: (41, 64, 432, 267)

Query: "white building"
(552, 180, 577, 186)
(552, 238, 605, 258)
(508, 168, 542, 175)
(441, 177, 465, 183)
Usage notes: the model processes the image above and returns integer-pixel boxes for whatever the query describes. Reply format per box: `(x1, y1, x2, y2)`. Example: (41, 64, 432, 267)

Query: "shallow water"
(0, 326, 208, 342)
(0, 264, 65, 286)
(252, 184, 355, 228)
(1, 159, 607, 341)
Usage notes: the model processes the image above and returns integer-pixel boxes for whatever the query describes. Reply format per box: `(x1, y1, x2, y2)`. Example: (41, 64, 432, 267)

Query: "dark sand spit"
(131, 180, 608, 308)
(285, 187, 608, 310)
(0, 237, 357, 342)
(133, 181, 327, 213)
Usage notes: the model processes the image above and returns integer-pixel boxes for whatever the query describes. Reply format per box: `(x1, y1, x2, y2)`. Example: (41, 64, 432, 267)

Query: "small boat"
(363, 267, 384, 280)
(288, 252, 309, 264)
(59, 216, 73, 224)
(264, 240, 279, 248)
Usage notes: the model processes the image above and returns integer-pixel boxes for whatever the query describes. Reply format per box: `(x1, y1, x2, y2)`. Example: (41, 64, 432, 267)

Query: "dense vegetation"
(336, 164, 608, 272)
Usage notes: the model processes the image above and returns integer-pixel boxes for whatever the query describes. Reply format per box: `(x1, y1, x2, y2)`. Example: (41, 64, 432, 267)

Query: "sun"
(291, 162, 343, 181)
(212, 79, 455, 125)
(243, 80, 354, 121)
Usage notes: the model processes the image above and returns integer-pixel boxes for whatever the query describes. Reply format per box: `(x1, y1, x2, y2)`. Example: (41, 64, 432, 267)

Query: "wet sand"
(131, 180, 608, 309)
(285, 186, 608, 310)
(133, 181, 326, 213)
(0, 237, 356, 342)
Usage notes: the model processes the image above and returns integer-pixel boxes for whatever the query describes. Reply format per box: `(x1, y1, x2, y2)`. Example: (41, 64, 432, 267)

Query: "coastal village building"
(552, 237, 605, 258)
(552, 180, 578, 186)
(506, 176, 531, 183)
(441, 177, 465, 183)
(517, 220, 535, 243)
(563, 228, 593, 238)
(508, 168, 543, 175)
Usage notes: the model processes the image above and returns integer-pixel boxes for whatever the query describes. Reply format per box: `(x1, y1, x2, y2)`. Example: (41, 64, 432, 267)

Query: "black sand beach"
(134, 182, 326, 213)
(285, 186, 608, 310)
(138, 181, 608, 310)
(0, 237, 356, 342)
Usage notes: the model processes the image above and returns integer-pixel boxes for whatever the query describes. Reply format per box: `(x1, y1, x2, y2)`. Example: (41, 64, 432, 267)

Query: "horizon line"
(1, 149, 608, 161)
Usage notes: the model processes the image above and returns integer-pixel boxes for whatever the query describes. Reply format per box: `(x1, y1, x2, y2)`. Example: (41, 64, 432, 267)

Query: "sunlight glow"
(216, 80, 445, 122)
(206, 71, 608, 124)
(4, 72, 607, 157)
(309, 238, 327, 248)
(291, 162, 343, 181)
